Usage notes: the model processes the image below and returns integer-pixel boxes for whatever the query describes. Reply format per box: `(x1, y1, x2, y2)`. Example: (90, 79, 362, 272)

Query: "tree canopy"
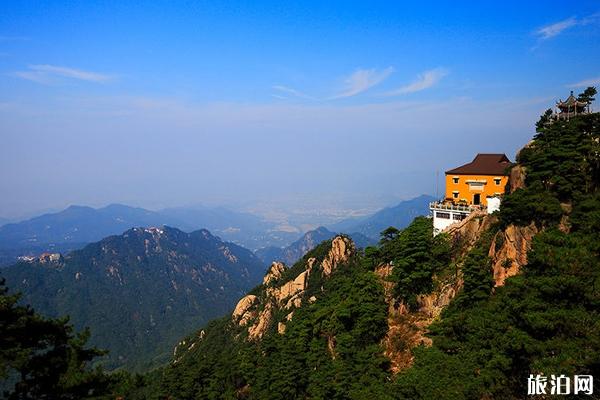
(0, 279, 110, 399)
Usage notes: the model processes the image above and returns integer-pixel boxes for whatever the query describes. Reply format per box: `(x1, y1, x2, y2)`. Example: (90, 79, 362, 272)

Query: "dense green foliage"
(392, 110, 600, 399)
(1, 227, 265, 371)
(393, 226, 600, 399)
(0, 278, 110, 399)
(147, 239, 390, 399)
(365, 217, 451, 309)
(501, 89, 599, 228)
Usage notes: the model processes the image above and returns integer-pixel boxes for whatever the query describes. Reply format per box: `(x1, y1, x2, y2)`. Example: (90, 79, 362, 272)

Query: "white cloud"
(536, 17, 578, 39)
(580, 12, 600, 25)
(535, 13, 600, 40)
(13, 71, 53, 84)
(272, 85, 315, 100)
(14, 64, 112, 84)
(329, 67, 394, 99)
(567, 76, 600, 88)
(383, 68, 448, 96)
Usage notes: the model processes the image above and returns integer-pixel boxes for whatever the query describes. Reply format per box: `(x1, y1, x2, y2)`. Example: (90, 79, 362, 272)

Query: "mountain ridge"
(0, 204, 295, 266)
(328, 194, 435, 239)
(1, 225, 266, 371)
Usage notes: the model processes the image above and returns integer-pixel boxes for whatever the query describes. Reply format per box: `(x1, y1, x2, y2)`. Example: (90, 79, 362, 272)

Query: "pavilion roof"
(557, 91, 587, 108)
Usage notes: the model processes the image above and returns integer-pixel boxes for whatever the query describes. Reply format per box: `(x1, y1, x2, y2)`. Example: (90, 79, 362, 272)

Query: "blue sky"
(1, 1, 600, 218)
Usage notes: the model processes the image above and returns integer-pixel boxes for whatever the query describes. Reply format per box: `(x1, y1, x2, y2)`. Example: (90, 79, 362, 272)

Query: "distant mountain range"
(0, 204, 296, 266)
(159, 206, 299, 249)
(0, 195, 434, 267)
(0, 204, 165, 248)
(255, 226, 375, 266)
(1, 226, 265, 371)
(254, 195, 434, 267)
(328, 194, 435, 239)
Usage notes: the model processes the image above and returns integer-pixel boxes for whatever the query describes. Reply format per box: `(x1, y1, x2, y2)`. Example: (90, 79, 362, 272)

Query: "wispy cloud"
(272, 85, 315, 100)
(536, 17, 577, 39)
(535, 13, 600, 40)
(383, 68, 448, 96)
(567, 76, 600, 88)
(330, 67, 394, 99)
(14, 64, 113, 84)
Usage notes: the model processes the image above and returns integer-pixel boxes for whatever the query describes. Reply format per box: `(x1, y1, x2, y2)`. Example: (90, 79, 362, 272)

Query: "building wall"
(444, 174, 508, 206)
(432, 210, 469, 235)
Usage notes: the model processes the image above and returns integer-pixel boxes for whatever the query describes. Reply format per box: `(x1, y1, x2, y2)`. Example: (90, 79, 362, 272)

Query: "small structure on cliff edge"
(554, 90, 590, 120)
(430, 153, 512, 235)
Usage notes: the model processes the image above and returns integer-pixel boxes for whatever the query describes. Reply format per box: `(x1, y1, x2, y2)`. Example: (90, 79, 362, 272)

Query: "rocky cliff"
(232, 236, 354, 340)
(170, 235, 358, 369)
(377, 165, 541, 373)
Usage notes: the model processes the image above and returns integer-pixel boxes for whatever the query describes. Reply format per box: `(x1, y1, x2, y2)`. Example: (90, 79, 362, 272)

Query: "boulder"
(232, 295, 258, 326)
(263, 261, 286, 285)
(322, 236, 353, 276)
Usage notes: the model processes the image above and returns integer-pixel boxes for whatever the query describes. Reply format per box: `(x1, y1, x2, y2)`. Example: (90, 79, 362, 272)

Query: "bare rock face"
(374, 263, 394, 301)
(248, 302, 274, 340)
(445, 211, 495, 257)
(263, 262, 286, 285)
(489, 223, 538, 287)
(416, 281, 460, 318)
(232, 236, 354, 341)
(376, 262, 461, 374)
(232, 295, 259, 326)
(509, 165, 527, 193)
(322, 236, 354, 276)
(285, 294, 303, 310)
(559, 202, 572, 233)
(276, 270, 309, 303)
(277, 322, 286, 334)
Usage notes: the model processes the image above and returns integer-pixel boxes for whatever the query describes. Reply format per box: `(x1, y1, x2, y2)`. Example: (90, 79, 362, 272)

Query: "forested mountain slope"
(115, 109, 600, 399)
(1, 226, 265, 371)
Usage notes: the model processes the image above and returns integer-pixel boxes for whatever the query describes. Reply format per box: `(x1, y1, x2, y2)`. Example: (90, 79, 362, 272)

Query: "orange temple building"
(430, 153, 512, 235)
(444, 153, 511, 206)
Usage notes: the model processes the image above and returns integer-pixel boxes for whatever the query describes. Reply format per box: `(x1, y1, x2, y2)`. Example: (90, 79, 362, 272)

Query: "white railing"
(429, 201, 481, 213)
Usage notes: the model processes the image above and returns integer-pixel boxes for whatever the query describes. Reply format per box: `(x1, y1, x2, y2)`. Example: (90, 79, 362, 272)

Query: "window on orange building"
(453, 177, 459, 184)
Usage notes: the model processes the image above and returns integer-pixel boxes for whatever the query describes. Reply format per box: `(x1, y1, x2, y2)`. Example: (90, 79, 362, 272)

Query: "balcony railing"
(429, 201, 482, 213)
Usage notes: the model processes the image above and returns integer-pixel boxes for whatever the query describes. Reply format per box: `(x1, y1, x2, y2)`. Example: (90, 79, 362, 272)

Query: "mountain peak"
(3, 224, 265, 370)
(175, 235, 355, 351)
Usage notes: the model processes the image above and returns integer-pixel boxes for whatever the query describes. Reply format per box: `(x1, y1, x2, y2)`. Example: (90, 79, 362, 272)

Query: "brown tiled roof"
(446, 153, 512, 175)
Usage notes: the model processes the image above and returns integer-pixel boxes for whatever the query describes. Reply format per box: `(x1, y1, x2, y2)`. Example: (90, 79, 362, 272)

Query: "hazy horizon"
(2, 2, 599, 219)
